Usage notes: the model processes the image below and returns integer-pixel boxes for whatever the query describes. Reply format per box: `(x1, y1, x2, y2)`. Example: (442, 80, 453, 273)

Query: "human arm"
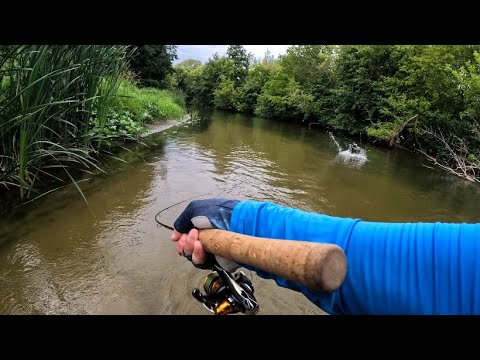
(172, 199, 480, 315)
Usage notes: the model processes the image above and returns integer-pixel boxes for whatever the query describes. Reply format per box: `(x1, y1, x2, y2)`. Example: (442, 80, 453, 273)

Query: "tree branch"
(389, 114, 418, 146)
(418, 127, 480, 183)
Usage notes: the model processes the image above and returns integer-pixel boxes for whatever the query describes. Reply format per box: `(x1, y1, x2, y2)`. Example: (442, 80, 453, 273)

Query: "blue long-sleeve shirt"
(229, 200, 480, 315)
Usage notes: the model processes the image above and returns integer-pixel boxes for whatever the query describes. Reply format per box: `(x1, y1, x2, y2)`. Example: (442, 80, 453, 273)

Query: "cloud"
(175, 45, 228, 63)
(244, 45, 291, 59)
(175, 45, 291, 64)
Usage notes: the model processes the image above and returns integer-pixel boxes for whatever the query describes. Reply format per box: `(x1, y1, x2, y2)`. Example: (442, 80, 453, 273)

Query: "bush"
(112, 80, 186, 123)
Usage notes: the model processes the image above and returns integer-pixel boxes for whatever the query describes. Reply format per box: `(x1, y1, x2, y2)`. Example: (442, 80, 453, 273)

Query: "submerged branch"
(418, 127, 480, 183)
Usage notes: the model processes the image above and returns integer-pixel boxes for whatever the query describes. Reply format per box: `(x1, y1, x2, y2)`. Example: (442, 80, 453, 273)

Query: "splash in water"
(329, 132, 342, 152)
(329, 132, 368, 167)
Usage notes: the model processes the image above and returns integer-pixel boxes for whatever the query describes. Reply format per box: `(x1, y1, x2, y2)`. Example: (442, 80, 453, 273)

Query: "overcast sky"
(175, 45, 291, 64)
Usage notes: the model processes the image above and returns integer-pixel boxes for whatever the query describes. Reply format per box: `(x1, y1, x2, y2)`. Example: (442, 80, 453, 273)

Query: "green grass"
(0, 45, 130, 201)
(0, 46, 186, 205)
(112, 80, 186, 123)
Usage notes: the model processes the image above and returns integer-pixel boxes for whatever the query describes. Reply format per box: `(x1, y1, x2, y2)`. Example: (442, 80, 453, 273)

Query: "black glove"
(174, 198, 241, 271)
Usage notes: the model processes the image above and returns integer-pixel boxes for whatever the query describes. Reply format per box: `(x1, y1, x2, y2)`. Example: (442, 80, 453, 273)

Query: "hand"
(171, 228, 207, 265)
(171, 198, 240, 271)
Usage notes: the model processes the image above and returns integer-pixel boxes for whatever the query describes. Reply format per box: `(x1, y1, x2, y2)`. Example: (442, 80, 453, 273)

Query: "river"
(1, 111, 479, 315)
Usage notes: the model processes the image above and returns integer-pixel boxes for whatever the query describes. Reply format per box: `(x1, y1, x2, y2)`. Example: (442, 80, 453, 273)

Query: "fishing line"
(154, 191, 221, 231)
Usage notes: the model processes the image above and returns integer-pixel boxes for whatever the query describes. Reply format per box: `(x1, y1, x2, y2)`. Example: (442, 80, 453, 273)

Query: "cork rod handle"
(198, 229, 347, 292)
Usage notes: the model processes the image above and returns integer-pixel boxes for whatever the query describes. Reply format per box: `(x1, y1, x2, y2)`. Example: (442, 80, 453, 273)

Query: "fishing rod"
(155, 199, 347, 315)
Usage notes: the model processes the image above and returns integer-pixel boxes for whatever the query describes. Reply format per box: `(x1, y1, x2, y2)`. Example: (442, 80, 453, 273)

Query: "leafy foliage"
(213, 76, 237, 111)
(235, 63, 274, 113)
(226, 45, 251, 86)
(0, 46, 185, 203)
(172, 44, 480, 179)
(129, 45, 178, 88)
(255, 71, 313, 120)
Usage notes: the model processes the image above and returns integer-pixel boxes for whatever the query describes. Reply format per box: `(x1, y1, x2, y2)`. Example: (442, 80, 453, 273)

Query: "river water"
(1, 111, 479, 315)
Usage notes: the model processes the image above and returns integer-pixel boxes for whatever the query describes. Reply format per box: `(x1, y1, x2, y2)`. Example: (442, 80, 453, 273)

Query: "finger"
(175, 240, 182, 255)
(171, 229, 182, 241)
(175, 239, 183, 255)
(176, 233, 187, 255)
(183, 228, 197, 255)
(192, 239, 207, 265)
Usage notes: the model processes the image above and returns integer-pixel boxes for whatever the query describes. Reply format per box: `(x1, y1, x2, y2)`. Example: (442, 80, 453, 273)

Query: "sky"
(174, 45, 291, 64)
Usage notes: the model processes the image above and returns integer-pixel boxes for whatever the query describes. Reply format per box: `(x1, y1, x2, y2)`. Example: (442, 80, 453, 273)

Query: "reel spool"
(192, 263, 259, 315)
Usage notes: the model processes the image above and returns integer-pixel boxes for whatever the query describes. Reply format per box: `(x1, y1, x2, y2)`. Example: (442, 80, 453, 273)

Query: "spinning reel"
(192, 262, 259, 315)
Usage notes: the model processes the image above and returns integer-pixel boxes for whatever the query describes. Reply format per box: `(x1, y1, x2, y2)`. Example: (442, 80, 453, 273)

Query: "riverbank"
(0, 71, 187, 210)
(301, 118, 480, 185)
(174, 45, 480, 184)
(0, 117, 186, 217)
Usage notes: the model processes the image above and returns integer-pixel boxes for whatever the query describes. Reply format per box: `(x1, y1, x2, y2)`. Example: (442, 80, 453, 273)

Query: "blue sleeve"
(229, 200, 480, 315)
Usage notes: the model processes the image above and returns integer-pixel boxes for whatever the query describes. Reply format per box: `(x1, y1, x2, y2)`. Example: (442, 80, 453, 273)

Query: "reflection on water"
(0, 110, 479, 315)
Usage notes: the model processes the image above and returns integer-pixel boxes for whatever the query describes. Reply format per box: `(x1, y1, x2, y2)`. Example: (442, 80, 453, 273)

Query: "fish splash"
(329, 132, 368, 167)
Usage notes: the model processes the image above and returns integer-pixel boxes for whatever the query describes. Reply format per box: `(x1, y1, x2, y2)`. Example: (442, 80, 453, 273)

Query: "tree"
(379, 45, 480, 150)
(236, 63, 275, 113)
(196, 55, 235, 107)
(261, 49, 275, 65)
(175, 58, 202, 70)
(333, 45, 396, 132)
(280, 45, 336, 91)
(226, 45, 250, 87)
(129, 45, 178, 88)
(280, 45, 337, 122)
(255, 70, 313, 121)
(213, 76, 238, 111)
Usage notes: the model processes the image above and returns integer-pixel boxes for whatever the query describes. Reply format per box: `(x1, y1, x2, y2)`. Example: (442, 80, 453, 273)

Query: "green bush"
(112, 80, 186, 123)
(255, 71, 310, 120)
(0, 44, 186, 203)
(213, 77, 237, 111)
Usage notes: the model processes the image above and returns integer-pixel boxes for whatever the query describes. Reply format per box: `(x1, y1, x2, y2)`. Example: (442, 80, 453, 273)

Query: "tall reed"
(0, 45, 130, 200)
